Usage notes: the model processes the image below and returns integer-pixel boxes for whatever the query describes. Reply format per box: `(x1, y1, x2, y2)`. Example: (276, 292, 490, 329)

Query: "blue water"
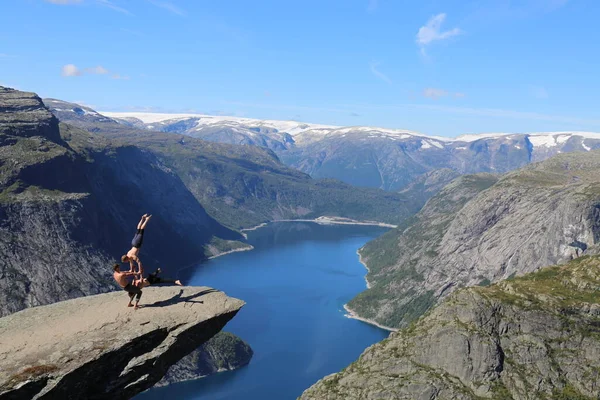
(137, 222, 389, 400)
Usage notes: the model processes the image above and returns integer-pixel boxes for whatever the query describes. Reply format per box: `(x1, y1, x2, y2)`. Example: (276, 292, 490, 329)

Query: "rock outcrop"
(0, 87, 61, 143)
(0, 87, 242, 317)
(302, 256, 600, 399)
(349, 151, 600, 328)
(155, 331, 253, 387)
(0, 286, 244, 400)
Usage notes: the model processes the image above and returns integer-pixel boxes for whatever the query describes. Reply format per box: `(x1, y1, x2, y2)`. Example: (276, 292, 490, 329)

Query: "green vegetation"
(57, 121, 420, 230)
(204, 237, 252, 258)
(347, 173, 499, 328)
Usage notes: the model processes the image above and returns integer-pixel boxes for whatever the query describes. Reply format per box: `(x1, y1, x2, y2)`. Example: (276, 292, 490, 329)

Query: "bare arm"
(131, 255, 144, 275)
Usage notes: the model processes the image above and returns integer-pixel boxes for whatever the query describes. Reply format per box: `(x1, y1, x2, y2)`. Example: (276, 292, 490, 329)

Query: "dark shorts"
(131, 229, 144, 249)
(123, 283, 142, 300)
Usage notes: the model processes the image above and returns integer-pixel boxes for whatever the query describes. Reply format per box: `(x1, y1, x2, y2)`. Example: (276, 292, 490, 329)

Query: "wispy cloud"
(147, 0, 185, 16)
(61, 64, 128, 79)
(423, 88, 448, 99)
(85, 65, 109, 74)
(62, 64, 82, 77)
(96, 0, 132, 15)
(417, 13, 462, 55)
(367, 0, 378, 13)
(369, 62, 392, 84)
(423, 87, 465, 99)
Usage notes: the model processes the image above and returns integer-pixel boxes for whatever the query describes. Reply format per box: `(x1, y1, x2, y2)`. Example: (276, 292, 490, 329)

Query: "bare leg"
(127, 293, 135, 307)
(140, 214, 152, 230)
(136, 214, 148, 230)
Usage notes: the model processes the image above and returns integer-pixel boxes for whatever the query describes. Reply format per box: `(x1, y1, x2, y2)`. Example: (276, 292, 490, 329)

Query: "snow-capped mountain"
(52, 107, 600, 191)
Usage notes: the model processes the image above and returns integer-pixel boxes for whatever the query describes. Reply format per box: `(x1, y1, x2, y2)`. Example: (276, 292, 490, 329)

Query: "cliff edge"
(302, 256, 600, 399)
(0, 286, 244, 400)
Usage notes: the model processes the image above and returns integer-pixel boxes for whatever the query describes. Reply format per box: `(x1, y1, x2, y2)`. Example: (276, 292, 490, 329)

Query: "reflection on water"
(136, 222, 389, 400)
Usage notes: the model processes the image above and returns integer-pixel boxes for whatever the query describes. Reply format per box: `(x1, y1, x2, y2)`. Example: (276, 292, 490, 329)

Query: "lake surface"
(137, 222, 389, 400)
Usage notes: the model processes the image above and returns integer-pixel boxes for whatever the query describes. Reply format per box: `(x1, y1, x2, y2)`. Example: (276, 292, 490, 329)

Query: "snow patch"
(528, 135, 558, 148)
(583, 142, 591, 151)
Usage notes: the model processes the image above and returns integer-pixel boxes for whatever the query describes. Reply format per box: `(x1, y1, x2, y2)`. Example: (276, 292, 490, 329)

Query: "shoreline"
(343, 304, 398, 332)
(207, 245, 254, 260)
(275, 216, 397, 228)
(241, 217, 397, 230)
(357, 249, 372, 289)
(343, 248, 400, 332)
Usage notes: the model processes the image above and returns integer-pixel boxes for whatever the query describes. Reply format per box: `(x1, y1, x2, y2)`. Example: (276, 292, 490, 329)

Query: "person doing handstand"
(121, 214, 152, 276)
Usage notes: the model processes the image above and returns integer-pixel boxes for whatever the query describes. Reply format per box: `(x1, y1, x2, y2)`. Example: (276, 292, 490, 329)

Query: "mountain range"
(94, 109, 600, 191)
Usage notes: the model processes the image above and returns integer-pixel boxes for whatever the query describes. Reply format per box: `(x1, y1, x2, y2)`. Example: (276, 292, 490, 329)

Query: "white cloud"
(423, 88, 448, 99)
(62, 64, 82, 77)
(416, 13, 462, 51)
(369, 62, 392, 84)
(85, 65, 109, 74)
(147, 0, 186, 16)
(454, 92, 466, 98)
(45, 0, 82, 4)
(61, 64, 129, 79)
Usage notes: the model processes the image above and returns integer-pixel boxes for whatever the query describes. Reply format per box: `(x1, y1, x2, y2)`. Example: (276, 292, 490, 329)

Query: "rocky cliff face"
(0, 286, 244, 400)
(155, 331, 253, 387)
(0, 88, 61, 143)
(0, 87, 241, 316)
(349, 151, 600, 329)
(302, 256, 600, 400)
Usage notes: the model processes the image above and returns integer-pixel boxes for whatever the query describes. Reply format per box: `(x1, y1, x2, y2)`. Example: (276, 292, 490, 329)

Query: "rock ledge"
(0, 286, 244, 399)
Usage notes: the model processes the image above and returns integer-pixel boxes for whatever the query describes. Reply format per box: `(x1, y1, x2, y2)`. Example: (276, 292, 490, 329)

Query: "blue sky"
(1, 0, 599, 136)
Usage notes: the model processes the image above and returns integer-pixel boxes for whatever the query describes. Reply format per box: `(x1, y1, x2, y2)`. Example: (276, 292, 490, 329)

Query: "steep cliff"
(349, 151, 600, 328)
(302, 256, 600, 400)
(0, 87, 240, 316)
(0, 286, 243, 400)
(155, 331, 253, 387)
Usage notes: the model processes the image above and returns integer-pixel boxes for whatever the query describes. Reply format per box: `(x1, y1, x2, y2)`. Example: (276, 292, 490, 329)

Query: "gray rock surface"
(302, 256, 600, 399)
(350, 151, 600, 328)
(0, 286, 244, 400)
(0, 88, 61, 143)
(155, 331, 253, 387)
